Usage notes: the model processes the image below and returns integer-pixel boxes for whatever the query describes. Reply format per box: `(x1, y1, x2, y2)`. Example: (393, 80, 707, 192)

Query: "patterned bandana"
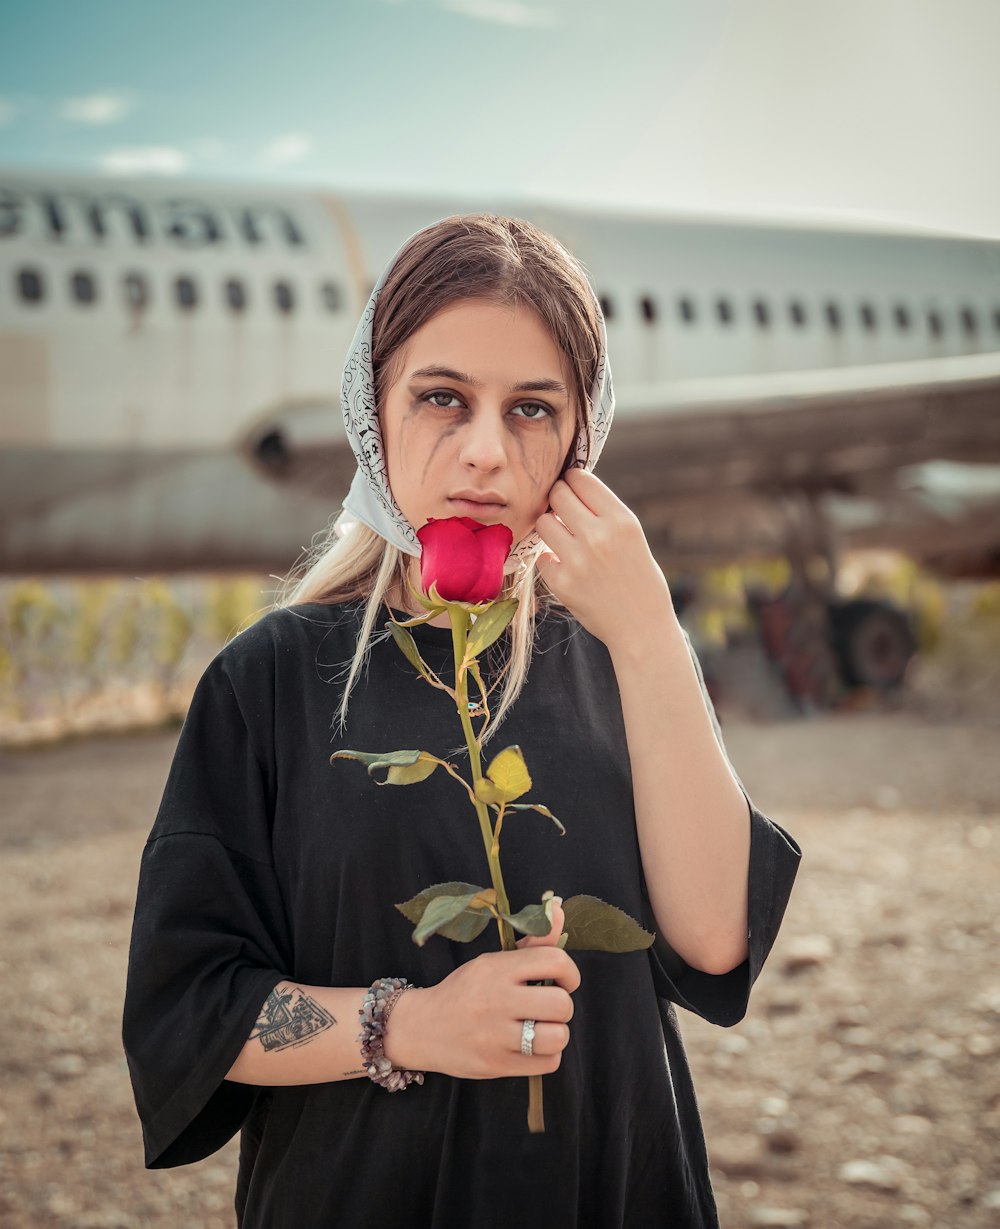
(334, 224, 615, 575)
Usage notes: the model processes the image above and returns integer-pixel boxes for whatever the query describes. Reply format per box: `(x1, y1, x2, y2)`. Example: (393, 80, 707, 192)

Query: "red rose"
(417, 516, 514, 603)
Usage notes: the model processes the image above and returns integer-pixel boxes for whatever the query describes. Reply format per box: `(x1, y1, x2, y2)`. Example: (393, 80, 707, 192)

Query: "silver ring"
(521, 1018, 536, 1057)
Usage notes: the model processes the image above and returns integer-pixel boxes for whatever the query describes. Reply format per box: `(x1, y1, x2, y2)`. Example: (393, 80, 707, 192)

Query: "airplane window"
(788, 300, 806, 327)
(598, 295, 614, 321)
(960, 306, 977, 334)
(752, 299, 770, 327)
(859, 302, 877, 331)
(677, 296, 696, 324)
(175, 277, 198, 310)
(824, 301, 842, 331)
(927, 308, 943, 337)
(17, 268, 44, 304)
(71, 271, 97, 305)
(321, 281, 342, 312)
(225, 279, 248, 312)
(716, 297, 734, 325)
(639, 295, 657, 324)
(893, 304, 911, 330)
(124, 272, 149, 310)
(274, 280, 295, 314)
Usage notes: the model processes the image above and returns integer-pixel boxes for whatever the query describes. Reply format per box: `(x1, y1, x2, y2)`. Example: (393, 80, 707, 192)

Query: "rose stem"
(447, 604, 515, 947)
(447, 602, 546, 1133)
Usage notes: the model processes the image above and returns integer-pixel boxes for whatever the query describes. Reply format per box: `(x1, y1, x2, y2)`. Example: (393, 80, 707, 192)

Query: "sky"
(1, 0, 999, 238)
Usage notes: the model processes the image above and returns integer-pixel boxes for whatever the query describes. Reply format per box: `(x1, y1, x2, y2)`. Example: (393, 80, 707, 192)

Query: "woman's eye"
(421, 391, 552, 419)
(425, 391, 462, 409)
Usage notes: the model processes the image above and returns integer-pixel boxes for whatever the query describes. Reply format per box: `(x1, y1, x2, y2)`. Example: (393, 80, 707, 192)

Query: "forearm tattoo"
(250, 984, 337, 1052)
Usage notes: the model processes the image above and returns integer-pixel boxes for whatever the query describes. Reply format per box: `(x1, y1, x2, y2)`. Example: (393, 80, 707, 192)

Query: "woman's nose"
(458, 409, 508, 470)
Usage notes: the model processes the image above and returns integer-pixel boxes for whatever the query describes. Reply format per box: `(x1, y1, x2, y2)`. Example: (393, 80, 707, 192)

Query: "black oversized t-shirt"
(122, 598, 802, 1229)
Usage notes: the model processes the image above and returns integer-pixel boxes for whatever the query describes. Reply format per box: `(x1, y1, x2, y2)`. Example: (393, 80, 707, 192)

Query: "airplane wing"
(244, 350, 1000, 507)
(605, 351, 1000, 500)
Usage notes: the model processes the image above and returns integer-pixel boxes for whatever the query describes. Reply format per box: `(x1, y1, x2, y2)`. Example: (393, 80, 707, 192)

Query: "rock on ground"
(0, 709, 998, 1228)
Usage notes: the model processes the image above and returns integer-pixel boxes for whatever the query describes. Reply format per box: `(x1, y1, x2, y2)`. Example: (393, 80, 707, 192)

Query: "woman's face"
(379, 297, 580, 569)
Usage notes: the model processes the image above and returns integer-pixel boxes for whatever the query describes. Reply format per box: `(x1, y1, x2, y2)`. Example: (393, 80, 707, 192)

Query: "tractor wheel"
(828, 599, 916, 690)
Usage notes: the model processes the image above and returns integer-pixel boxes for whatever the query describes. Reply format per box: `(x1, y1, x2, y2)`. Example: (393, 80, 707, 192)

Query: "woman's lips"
(448, 498, 507, 516)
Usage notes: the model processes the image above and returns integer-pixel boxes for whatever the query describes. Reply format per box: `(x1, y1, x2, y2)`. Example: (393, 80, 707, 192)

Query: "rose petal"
(466, 523, 513, 601)
(417, 518, 483, 601)
(416, 517, 513, 603)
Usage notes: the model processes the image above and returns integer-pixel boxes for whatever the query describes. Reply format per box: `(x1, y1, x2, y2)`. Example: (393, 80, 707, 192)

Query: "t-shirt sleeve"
(122, 644, 291, 1169)
(641, 627, 802, 1028)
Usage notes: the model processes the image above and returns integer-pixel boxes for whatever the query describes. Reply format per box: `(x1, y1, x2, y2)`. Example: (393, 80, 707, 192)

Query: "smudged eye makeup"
(421, 390, 556, 420)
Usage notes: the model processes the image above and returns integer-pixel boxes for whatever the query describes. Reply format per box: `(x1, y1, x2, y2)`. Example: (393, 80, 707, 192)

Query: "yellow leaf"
(482, 745, 531, 802)
(385, 759, 439, 785)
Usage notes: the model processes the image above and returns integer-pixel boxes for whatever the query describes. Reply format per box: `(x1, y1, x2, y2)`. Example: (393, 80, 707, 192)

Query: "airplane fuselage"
(1, 169, 999, 576)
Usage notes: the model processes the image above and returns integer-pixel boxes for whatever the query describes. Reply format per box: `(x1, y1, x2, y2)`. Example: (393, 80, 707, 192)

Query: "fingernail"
(554, 895, 563, 906)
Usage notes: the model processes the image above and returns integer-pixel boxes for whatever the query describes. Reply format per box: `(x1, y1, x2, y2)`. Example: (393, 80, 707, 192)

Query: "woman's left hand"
(534, 468, 675, 649)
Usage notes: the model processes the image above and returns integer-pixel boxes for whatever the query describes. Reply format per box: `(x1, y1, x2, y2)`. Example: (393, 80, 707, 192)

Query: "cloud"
(259, 132, 313, 168)
(190, 137, 230, 162)
(0, 96, 17, 126)
(436, 0, 560, 27)
(97, 146, 190, 175)
(60, 91, 134, 125)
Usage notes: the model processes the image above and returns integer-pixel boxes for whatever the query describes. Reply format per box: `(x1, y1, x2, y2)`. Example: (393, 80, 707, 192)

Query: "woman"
(122, 214, 802, 1229)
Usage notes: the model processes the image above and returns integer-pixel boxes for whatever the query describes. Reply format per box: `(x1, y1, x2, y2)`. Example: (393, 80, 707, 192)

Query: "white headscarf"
(334, 223, 615, 575)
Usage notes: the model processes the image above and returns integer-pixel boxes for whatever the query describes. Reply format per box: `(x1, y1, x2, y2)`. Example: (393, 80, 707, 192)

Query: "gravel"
(1, 705, 998, 1228)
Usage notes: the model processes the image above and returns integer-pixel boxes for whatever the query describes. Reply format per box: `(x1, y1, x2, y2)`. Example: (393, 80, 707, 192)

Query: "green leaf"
(386, 611, 438, 630)
(474, 745, 532, 804)
(329, 748, 441, 786)
(503, 802, 566, 836)
(560, 895, 655, 952)
(414, 892, 479, 945)
(500, 901, 555, 938)
(330, 748, 416, 768)
(422, 579, 493, 619)
(466, 599, 518, 657)
(397, 881, 484, 925)
(385, 620, 428, 673)
(395, 882, 496, 945)
(458, 910, 496, 938)
(429, 581, 469, 617)
(405, 573, 446, 614)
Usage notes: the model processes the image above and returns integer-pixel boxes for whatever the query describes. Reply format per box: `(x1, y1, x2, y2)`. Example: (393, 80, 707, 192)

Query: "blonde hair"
(269, 213, 603, 744)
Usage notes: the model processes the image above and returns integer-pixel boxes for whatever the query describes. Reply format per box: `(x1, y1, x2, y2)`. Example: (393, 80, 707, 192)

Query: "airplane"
(2, 167, 999, 709)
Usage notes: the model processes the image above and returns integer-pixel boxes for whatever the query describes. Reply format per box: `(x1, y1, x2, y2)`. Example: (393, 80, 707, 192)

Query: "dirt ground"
(0, 690, 998, 1228)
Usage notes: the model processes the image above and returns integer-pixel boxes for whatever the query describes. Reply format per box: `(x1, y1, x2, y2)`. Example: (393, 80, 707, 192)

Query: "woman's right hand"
(387, 898, 581, 1080)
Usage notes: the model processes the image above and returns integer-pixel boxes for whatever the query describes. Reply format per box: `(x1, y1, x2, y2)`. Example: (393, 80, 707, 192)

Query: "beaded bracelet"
(357, 976, 426, 1092)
